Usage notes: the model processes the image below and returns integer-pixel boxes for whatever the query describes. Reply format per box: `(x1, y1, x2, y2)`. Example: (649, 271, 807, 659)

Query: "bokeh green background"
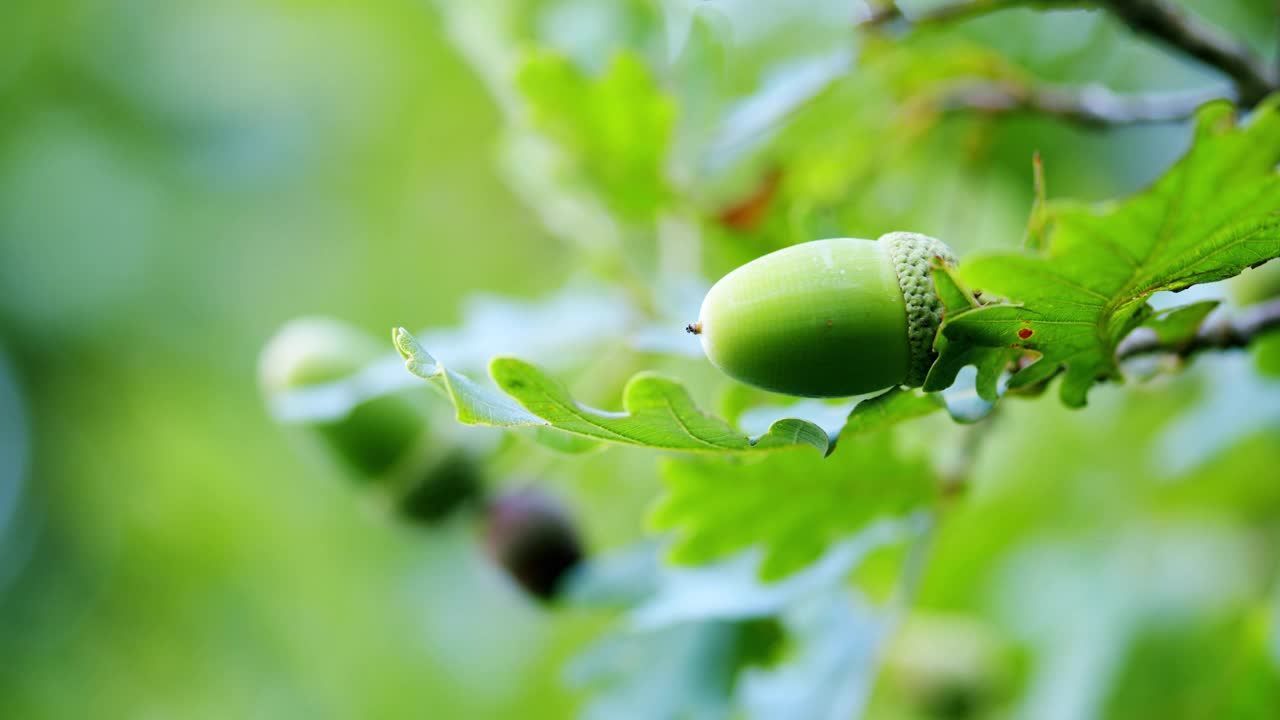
(0, 1, 585, 717)
(3, 1, 1280, 718)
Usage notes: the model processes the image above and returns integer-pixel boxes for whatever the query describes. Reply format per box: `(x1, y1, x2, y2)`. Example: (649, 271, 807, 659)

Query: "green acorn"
(260, 318, 483, 522)
(691, 233, 957, 398)
(260, 318, 425, 478)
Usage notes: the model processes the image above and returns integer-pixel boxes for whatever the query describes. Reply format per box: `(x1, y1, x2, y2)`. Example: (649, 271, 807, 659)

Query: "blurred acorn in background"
(483, 487, 585, 602)
(879, 614, 1015, 720)
(259, 317, 484, 523)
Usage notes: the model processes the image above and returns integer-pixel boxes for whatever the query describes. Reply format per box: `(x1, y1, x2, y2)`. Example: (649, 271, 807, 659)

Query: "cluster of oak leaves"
(261, 4, 1280, 717)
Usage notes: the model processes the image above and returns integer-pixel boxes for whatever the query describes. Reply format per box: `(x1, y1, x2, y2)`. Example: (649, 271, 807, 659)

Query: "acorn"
(260, 318, 484, 523)
(397, 448, 485, 525)
(690, 232, 957, 397)
(483, 487, 584, 602)
(260, 318, 425, 478)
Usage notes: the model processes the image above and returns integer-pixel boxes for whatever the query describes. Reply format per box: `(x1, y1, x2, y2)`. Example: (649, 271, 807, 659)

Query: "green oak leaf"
(565, 620, 758, 720)
(1141, 300, 1221, 347)
(932, 99, 1280, 407)
(651, 432, 935, 581)
(393, 328, 828, 454)
(838, 387, 945, 436)
(518, 51, 674, 220)
(923, 264, 1019, 401)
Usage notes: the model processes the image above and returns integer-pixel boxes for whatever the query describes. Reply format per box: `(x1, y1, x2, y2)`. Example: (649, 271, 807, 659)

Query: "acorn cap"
(881, 232, 957, 387)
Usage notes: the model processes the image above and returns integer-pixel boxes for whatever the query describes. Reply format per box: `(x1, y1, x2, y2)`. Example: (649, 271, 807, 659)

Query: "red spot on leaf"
(1017, 328, 1034, 340)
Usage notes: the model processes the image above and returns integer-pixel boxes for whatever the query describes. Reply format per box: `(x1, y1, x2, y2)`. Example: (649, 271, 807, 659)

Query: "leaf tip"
(392, 328, 439, 378)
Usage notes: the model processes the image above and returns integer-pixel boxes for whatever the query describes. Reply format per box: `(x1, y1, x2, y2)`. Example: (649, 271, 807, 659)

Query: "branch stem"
(1117, 296, 1280, 360)
(929, 80, 1222, 128)
(863, 0, 1075, 29)
(1099, 0, 1276, 107)
(864, 1, 1278, 108)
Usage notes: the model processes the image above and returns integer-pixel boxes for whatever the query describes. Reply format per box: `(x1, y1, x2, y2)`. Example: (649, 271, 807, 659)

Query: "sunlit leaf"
(839, 387, 945, 436)
(933, 100, 1280, 406)
(394, 329, 830, 454)
(651, 435, 935, 580)
(518, 51, 674, 220)
(565, 620, 748, 720)
(565, 523, 918, 720)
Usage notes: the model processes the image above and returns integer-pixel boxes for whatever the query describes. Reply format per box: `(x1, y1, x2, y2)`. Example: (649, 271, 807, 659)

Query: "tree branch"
(864, 1, 1277, 107)
(862, 0, 1071, 30)
(1117, 296, 1280, 361)
(928, 79, 1222, 128)
(1099, 0, 1276, 107)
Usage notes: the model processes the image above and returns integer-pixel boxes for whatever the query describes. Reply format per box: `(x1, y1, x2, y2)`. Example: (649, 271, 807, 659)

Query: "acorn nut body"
(694, 233, 956, 397)
(260, 318, 426, 478)
(260, 318, 487, 524)
(484, 487, 585, 602)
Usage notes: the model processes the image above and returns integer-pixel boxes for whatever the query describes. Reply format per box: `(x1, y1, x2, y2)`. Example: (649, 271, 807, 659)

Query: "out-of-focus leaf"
(651, 434, 935, 580)
(1140, 300, 1220, 346)
(565, 521, 920, 720)
(703, 48, 855, 173)
(736, 591, 889, 720)
(1255, 332, 1280, 377)
(662, 0, 857, 62)
(394, 329, 830, 454)
(933, 100, 1280, 407)
(418, 283, 637, 372)
(565, 620, 746, 720)
(0, 345, 30, 598)
(269, 284, 637, 424)
(839, 387, 945, 436)
(629, 519, 915, 628)
(760, 37, 1028, 208)
(1105, 610, 1280, 720)
(518, 51, 674, 220)
(562, 540, 667, 609)
(1154, 354, 1280, 475)
(994, 524, 1262, 720)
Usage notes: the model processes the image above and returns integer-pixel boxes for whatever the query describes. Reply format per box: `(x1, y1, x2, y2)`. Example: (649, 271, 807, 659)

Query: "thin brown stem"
(1117, 296, 1280, 360)
(863, 1, 1278, 108)
(1099, 0, 1276, 107)
(863, 0, 1071, 29)
(929, 79, 1222, 128)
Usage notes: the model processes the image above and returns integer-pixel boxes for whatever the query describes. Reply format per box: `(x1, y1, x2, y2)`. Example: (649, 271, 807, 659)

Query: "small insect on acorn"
(691, 232, 958, 398)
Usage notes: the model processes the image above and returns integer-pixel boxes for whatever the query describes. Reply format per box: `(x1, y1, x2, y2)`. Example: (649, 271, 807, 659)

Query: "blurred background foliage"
(2, 0, 1280, 718)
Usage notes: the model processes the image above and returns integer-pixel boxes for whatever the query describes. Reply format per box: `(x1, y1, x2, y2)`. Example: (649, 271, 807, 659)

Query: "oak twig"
(1117, 296, 1280, 361)
(1099, 0, 1276, 107)
(863, 0, 1076, 30)
(864, 1, 1278, 108)
(930, 80, 1221, 128)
